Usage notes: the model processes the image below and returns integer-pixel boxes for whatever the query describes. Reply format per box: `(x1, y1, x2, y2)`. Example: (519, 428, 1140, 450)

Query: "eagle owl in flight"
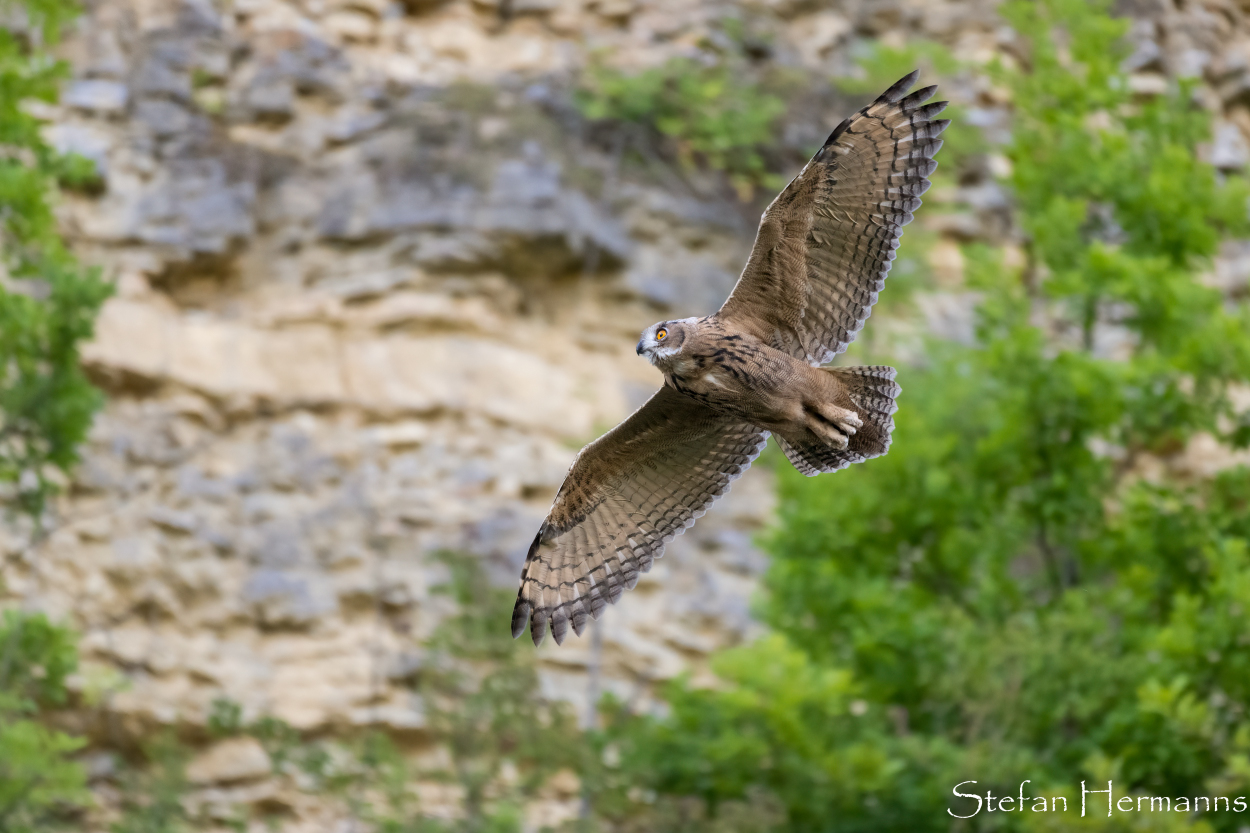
(513, 72, 948, 645)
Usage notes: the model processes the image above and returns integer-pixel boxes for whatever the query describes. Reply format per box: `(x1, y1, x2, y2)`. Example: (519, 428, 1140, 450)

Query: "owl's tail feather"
(779, 365, 900, 476)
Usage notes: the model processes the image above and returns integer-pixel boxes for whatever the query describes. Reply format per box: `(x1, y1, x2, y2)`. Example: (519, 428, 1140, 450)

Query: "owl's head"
(636, 318, 697, 365)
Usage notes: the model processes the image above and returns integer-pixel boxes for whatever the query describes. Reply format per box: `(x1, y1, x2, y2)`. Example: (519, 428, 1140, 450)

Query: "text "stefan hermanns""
(949, 780, 1250, 819)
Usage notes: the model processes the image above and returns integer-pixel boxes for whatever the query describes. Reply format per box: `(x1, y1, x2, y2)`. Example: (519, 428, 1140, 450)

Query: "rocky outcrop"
(20, 0, 812, 743)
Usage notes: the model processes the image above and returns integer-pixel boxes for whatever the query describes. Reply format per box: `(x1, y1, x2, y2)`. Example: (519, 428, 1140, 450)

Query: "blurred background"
(5, 0, 1250, 830)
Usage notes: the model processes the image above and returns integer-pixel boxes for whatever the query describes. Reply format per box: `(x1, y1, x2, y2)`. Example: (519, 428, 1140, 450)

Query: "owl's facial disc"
(636, 318, 695, 364)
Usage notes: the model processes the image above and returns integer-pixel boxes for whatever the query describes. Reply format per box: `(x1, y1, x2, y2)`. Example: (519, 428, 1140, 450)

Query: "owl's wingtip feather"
(882, 69, 921, 102)
(550, 609, 570, 645)
(530, 611, 548, 647)
(510, 599, 531, 639)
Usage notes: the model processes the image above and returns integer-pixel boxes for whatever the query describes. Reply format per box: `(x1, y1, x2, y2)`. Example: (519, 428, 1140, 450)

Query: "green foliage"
(838, 42, 961, 96)
(0, 0, 106, 812)
(111, 735, 191, 833)
(206, 697, 243, 738)
(249, 728, 418, 832)
(0, 0, 113, 521)
(0, 720, 87, 833)
(0, 612, 88, 833)
(603, 1, 1250, 830)
(0, 609, 78, 707)
(576, 32, 795, 198)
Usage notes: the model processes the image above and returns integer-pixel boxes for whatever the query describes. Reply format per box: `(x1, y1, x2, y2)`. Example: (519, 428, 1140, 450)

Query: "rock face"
(21, 0, 814, 744)
(187, 737, 273, 784)
(7, 0, 1250, 826)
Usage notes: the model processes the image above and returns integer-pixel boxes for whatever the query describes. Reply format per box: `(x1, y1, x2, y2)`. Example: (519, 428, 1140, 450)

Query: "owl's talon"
(833, 415, 861, 436)
(808, 417, 851, 449)
(824, 430, 851, 450)
(809, 404, 861, 448)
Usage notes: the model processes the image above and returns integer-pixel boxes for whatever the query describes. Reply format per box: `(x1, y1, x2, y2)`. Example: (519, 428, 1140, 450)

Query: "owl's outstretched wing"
(512, 386, 768, 646)
(717, 71, 948, 365)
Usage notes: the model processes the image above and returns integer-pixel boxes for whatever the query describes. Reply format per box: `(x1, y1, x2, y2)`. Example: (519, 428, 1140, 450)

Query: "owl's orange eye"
(656, 328, 668, 341)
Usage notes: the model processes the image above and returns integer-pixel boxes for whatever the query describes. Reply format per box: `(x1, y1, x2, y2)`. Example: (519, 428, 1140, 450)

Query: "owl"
(513, 72, 948, 645)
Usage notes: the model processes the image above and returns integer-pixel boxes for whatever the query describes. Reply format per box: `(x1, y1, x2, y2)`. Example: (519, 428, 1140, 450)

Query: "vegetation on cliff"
(576, 23, 799, 199)
(0, 0, 105, 828)
(0, 0, 111, 523)
(0, 611, 87, 832)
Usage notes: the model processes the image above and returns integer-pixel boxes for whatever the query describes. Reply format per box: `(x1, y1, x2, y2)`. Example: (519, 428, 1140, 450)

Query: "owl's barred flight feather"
(512, 73, 945, 646)
(512, 387, 768, 646)
(719, 69, 948, 365)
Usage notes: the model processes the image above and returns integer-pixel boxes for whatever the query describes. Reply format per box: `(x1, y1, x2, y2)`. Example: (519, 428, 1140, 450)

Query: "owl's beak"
(636, 339, 645, 356)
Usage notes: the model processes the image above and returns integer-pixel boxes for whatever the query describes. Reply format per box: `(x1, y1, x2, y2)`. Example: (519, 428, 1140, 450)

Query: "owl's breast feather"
(702, 372, 729, 389)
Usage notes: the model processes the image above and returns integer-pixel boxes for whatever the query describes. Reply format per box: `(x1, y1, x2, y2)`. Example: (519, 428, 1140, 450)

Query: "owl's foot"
(807, 404, 862, 449)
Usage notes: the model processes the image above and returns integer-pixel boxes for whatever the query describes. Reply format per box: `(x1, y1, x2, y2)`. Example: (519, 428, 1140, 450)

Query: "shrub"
(576, 34, 794, 199)
(0, 0, 112, 522)
(0, 611, 88, 833)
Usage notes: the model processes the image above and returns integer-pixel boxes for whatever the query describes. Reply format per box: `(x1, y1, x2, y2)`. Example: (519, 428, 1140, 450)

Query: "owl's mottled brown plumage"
(513, 72, 948, 646)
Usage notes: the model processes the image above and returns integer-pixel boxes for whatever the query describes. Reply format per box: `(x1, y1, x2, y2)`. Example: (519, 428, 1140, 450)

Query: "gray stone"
(242, 519, 310, 567)
(921, 290, 981, 346)
(46, 123, 113, 178)
(406, 231, 496, 270)
(230, 33, 350, 122)
(386, 651, 424, 683)
(132, 45, 194, 101)
(81, 30, 130, 79)
(1172, 47, 1212, 79)
(1211, 240, 1250, 293)
(1123, 34, 1163, 73)
(134, 98, 193, 137)
(625, 187, 743, 231)
(177, 0, 225, 34)
(706, 529, 768, 576)
(235, 73, 295, 121)
(512, 0, 559, 10)
(460, 508, 544, 584)
(324, 268, 418, 300)
(242, 569, 336, 627)
(126, 158, 256, 252)
(63, 79, 129, 113)
(182, 35, 231, 80)
(1212, 122, 1249, 170)
(318, 151, 630, 278)
(148, 506, 200, 534)
(1221, 71, 1250, 108)
(82, 751, 119, 782)
(326, 108, 387, 143)
(177, 466, 235, 501)
(196, 527, 234, 552)
(924, 212, 986, 241)
(960, 106, 1012, 145)
(623, 249, 737, 315)
(108, 536, 162, 581)
(957, 182, 1011, 212)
